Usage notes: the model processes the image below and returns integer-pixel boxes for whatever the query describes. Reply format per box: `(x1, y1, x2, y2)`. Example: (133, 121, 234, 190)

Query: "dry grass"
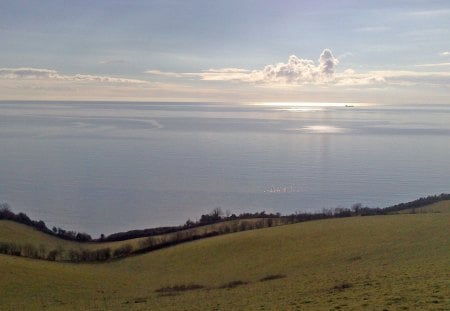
(0, 203, 449, 310)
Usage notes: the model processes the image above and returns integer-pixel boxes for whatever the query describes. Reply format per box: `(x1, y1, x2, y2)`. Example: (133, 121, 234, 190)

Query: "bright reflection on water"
(301, 125, 347, 133)
(0, 101, 449, 236)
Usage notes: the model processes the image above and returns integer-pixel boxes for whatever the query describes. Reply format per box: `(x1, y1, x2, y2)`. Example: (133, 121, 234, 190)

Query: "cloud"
(406, 9, 450, 17)
(254, 49, 339, 83)
(70, 74, 146, 84)
(145, 70, 186, 78)
(196, 68, 257, 82)
(439, 51, 450, 56)
(334, 70, 386, 86)
(0, 67, 148, 84)
(0, 68, 59, 79)
(145, 49, 450, 88)
(337, 70, 450, 87)
(319, 49, 339, 75)
(414, 62, 450, 67)
(98, 59, 128, 65)
(147, 49, 340, 85)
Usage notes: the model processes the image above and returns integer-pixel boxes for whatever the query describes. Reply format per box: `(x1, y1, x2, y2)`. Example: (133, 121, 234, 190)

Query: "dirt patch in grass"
(330, 282, 353, 292)
(219, 280, 248, 289)
(134, 297, 147, 304)
(259, 274, 287, 282)
(155, 284, 204, 294)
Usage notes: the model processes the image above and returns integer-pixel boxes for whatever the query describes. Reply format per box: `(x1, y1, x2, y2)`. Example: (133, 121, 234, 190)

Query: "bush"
(68, 249, 82, 262)
(113, 244, 133, 258)
(22, 243, 39, 258)
(0, 242, 22, 256)
(239, 221, 250, 231)
(47, 249, 60, 261)
(94, 248, 111, 261)
(139, 236, 156, 249)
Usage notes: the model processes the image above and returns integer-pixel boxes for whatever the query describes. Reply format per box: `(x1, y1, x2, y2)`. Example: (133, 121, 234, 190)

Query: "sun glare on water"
(251, 102, 369, 112)
(303, 125, 346, 133)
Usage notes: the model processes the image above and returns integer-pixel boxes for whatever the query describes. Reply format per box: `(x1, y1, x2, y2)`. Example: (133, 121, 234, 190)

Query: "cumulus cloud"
(216, 49, 339, 84)
(259, 55, 318, 83)
(439, 51, 450, 56)
(145, 49, 450, 88)
(319, 49, 339, 75)
(0, 67, 148, 84)
(147, 49, 340, 85)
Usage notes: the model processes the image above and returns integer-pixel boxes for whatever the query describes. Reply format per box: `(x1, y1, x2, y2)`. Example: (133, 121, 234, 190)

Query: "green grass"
(393, 199, 450, 214)
(0, 205, 449, 310)
(0, 219, 140, 253)
(0, 218, 282, 260)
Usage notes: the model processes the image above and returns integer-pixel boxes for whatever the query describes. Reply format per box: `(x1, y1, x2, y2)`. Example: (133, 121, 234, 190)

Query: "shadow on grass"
(155, 284, 204, 295)
(219, 280, 248, 289)
(259, 274, 287, 282)
(134, 298, 147, 304)
(330, 282, 353, 293)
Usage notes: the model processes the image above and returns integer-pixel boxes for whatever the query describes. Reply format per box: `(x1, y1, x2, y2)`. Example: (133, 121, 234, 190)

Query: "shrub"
(239, 221, 250, 231)
(113, 244, 133, 258)
(0, 242, 22, 256)
(22, 243, 39, 258)
(139, 236, 156, 249)
(68, 249, 82, 262)
(47, 249, 60, 261)
(94, 248, 111, 261)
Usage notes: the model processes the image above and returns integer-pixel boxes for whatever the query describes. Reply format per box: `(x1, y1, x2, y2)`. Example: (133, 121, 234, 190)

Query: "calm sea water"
(0, 101, 449, 236)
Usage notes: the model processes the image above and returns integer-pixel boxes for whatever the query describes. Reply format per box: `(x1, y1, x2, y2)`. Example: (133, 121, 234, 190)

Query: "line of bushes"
(383, 193, 450, 213)
(0, 241, 135, 262)
(104, 193, 449, 242)
(1, 193, 449, 246)
(0, 193, 449, 262)
(136, 219, 277, 249)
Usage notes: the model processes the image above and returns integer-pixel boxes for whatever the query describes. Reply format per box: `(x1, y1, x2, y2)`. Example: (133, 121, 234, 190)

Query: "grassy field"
(0, 218, 282, 260)
(393, 199, 450, 214)
(0, 203, 449, 310)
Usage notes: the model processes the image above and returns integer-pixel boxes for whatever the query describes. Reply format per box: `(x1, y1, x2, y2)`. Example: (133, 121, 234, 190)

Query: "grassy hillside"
(0, 205, 449, 310)
(0, 218, 281, 261)
(0, 219, 143, 252)
(393, 199, 450, 214)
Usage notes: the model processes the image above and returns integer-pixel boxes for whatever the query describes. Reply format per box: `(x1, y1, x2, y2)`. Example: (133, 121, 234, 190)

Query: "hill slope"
(0, 218, 278, 260)
(0, 207, 449, 310)
(393, 199, 450, 214)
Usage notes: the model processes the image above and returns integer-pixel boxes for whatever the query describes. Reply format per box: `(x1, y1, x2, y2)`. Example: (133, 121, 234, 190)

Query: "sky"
(0, 0, 449, 104)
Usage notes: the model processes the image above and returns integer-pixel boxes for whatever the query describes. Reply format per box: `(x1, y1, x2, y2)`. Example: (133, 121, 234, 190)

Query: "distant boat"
(345, 105, 354, 107)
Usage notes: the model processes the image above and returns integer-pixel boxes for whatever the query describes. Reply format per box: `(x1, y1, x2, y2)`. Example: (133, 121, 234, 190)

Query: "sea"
(0, 101, 449, 236)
